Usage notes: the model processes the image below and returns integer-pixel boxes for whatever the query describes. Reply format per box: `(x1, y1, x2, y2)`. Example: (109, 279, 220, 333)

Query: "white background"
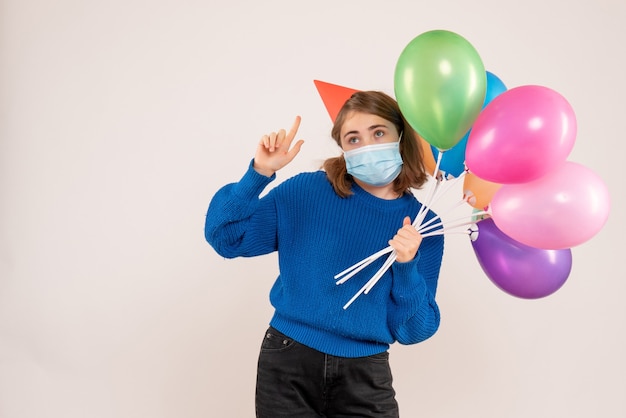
(1, 0, 624, 417)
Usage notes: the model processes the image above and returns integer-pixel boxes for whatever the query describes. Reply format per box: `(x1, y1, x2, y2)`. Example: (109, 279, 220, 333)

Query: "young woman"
(205, 91, 444, 418)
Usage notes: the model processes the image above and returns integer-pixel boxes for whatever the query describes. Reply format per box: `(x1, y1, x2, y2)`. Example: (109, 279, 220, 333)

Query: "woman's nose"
(362, 136, 377, 146)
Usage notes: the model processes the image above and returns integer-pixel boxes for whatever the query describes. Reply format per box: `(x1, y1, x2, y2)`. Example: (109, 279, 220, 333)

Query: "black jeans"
(255, 327, 399, 418)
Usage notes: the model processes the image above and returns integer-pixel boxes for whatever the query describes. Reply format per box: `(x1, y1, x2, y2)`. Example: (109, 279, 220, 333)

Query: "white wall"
(1, 0, 624, 417)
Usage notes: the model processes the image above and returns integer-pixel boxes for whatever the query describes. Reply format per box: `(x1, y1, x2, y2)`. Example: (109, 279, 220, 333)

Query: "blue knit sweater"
(205, 161, 444, 358)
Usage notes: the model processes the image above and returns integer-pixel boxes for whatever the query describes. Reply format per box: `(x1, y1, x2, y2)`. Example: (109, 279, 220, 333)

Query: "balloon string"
(420, 220, 479, 236)
(418, 196, 471, 233)
(412, 151, 445, 228)
(342, 251, 397, 310)
(334, 246, 394, 284)
(419, 210, 489, 235)
(426, 168, 467, 202)
(365, 251, 398, 293)
(412, 168, 467, 235)
(427, 169, 468, 208)
(421, 229, 472, 238)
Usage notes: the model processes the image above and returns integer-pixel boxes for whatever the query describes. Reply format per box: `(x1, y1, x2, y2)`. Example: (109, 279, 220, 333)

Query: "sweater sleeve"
(387, 231, 444, 345)
(204, 160, 280, 258)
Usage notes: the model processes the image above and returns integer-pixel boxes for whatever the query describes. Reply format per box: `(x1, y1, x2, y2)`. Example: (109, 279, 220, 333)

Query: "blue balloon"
(484, 71, 507, 106)
(432, 71, 507, 177)
(432, 134, 468, 177)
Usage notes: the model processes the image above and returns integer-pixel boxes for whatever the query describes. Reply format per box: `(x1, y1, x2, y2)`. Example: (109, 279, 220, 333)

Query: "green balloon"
(394, 30, 486, 150)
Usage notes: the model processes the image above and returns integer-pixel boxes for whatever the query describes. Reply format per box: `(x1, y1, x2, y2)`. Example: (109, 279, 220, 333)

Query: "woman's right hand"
(253, 116, 305, 177)
(389, 216, 423, 263)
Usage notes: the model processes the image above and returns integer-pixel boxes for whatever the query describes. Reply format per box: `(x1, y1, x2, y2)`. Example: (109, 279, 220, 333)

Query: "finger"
(285, 116, 301, 142)
(261, 134, 270, 149)
(389, 236, 419, 262)
(392, 233, 414, 248)
(396, 223, 418, 240)
(392, 224, 422, 249)
(285, 139, 305, 161)
(268, 132, 278, 152)
(403, 216, 412, 227)
(275, 129, 287, 149)
(388, 238, 410, 259)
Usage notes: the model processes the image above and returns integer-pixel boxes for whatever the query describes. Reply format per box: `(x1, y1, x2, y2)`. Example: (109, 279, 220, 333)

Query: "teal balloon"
(394, 30, 486, 150)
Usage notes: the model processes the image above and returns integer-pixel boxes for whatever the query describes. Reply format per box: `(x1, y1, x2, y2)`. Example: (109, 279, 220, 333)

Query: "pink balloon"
(466, 85, 577, 184)
(491, 161, 610, 249)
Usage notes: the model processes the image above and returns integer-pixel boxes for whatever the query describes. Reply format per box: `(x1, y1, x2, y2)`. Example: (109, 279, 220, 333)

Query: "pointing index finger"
(286, 116, 301, 142)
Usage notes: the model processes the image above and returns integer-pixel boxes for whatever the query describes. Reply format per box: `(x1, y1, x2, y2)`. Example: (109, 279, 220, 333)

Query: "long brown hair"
(323, 91, 428, 197)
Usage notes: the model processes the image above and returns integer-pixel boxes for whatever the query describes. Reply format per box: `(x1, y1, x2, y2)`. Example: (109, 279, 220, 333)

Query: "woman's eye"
(374, 130, 385, 138)
(348, 137, 359, 144)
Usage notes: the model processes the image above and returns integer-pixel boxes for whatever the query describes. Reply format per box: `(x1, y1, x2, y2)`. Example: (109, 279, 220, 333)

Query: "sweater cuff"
(390, 256, 427, 305)
(232, 159, 276, 199)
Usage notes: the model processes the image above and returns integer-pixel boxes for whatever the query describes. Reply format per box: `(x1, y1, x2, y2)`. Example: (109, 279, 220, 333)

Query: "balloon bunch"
(335, 30, 610, 306)
(464, 82, 610, 298)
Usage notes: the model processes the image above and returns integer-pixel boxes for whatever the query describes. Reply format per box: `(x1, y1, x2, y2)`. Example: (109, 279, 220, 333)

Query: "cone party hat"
(313, 80, 359, 123)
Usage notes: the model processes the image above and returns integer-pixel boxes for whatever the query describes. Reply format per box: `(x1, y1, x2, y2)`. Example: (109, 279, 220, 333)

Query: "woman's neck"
(354, 179, 401, 200)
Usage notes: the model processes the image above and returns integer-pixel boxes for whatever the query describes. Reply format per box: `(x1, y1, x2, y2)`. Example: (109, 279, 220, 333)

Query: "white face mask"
(343, 134, 403, 187)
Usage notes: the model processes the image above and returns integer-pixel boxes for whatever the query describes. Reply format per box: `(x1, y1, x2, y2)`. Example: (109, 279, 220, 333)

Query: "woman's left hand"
(389, 216, 423, 263)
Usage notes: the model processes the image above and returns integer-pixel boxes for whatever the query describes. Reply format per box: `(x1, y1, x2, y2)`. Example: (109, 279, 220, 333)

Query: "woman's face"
(339, 111, 400, 151)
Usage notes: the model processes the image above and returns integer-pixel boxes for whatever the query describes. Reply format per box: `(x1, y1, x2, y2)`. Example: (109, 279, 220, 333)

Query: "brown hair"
(322, 91, 428, 197)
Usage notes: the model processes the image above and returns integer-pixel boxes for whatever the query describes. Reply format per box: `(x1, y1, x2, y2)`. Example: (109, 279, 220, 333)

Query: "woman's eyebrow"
(343, 125, 389, 139)
(367, 124, 388, 131)
(343, 130, 359, 139)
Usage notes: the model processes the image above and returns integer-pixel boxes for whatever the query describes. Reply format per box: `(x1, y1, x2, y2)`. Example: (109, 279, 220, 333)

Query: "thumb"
(403, 216, 412, 227)
(286, 139, 305, 160)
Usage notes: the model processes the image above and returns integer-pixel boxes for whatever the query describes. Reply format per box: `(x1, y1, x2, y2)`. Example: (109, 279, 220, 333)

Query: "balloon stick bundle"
(336, 154, 486, 309)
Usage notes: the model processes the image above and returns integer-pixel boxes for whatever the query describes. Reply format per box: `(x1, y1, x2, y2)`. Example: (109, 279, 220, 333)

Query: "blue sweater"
(205, 161, 444, 357)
